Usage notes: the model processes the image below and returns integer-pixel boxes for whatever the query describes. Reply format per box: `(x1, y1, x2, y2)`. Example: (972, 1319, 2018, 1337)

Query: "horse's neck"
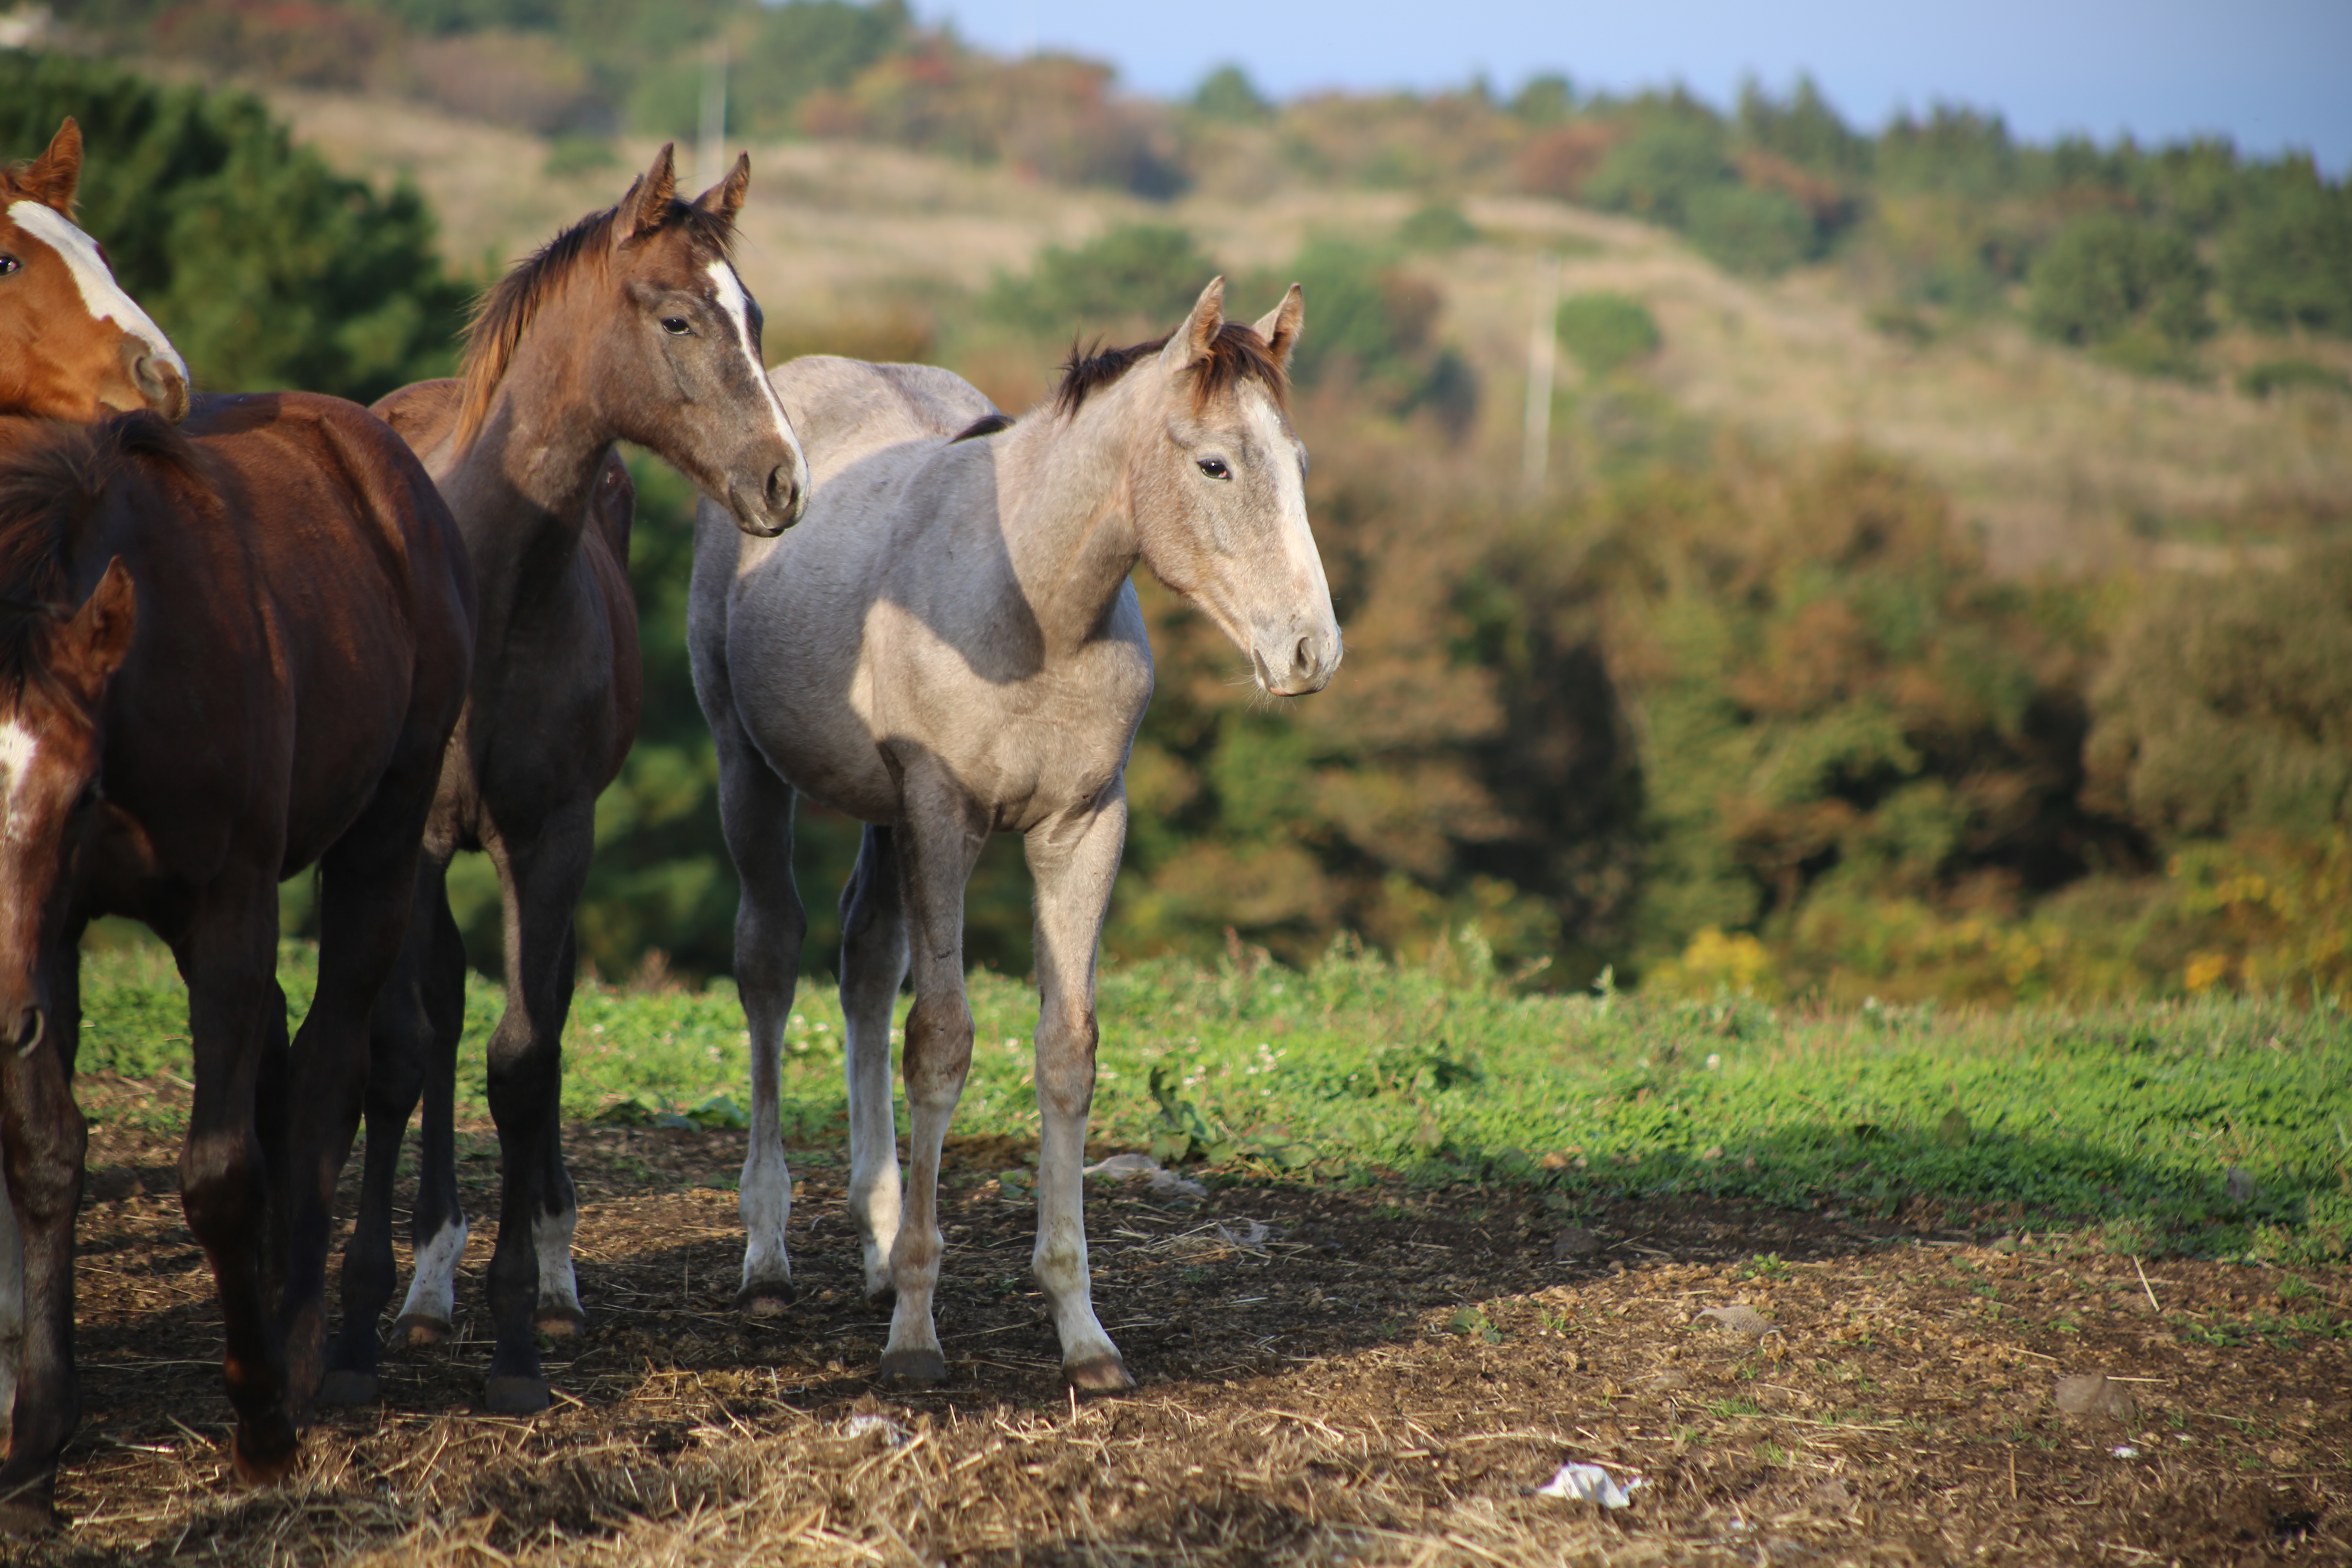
(433, 351, 607, 615)
(989, 374, 1147, 650)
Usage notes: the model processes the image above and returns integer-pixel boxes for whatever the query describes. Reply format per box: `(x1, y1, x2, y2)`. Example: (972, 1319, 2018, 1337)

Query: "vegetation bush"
(0, 52, 468, 401)
(979, 223, 1222, 340)
(1553, 292, 1661, 376)
(2219, 177, 2352, 336)
(2027, 211, 2212, 352)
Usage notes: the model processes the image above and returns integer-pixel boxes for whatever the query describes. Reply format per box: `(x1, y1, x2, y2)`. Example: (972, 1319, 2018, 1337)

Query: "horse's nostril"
(14, 1006, 44, 1058)
(766, 465, 798, 513)
(1294, 635, 1314, 673)
(134, 354, 189, 419)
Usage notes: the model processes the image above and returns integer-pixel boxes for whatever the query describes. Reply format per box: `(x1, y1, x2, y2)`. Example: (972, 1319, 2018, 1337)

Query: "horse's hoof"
(318, 1370, 380, 1408)
(735, 1281, 795, 1319)
(534, 1307, 587, 1340)
(483, 1375, 551, 1414)
(875, 1348, 947, 1390)
(394, 1313, 452, 1348)
(1063, 1354, 1135, 1393)
(0, 1504, 57, 1542)
(230, 1427, 300, 1487)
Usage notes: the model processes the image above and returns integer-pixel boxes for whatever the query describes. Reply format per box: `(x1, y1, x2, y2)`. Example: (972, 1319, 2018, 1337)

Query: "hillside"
(271, 87, 2352, 577)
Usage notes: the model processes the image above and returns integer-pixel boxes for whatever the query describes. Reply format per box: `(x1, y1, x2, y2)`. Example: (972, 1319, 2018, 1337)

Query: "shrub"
(980, 223, 1223, 339)
(1397, 203, 1478, 251)
(2027, 212, 2212, 349)
(2219, 179, 2352, 336)
(1684, 181, 1817, 274)
(1581, 117, 1733, 227)
(2085, 548, 2352, 840)
(2236, 359, 2351, 399)
(1554, 292, 1661, 376)
(0, 53, 468, 402)
(1190, 64, 1271, 124)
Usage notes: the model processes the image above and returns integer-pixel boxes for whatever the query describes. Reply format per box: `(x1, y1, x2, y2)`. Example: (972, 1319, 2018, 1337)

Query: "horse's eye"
(1197, 458, 1231, 481)
(0, 255, 18, 277)
(662, 317, 691, 336)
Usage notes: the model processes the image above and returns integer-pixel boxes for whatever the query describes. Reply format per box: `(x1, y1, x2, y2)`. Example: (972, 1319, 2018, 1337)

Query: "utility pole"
(1522, 252, 1560, 501)
(697, 37, 728, 192)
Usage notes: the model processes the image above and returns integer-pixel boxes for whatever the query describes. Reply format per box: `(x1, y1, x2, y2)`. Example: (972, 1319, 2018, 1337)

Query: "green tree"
(981, 223, 1223, 338)
(1190, 63, 1271, 124)
(1581, 116, 1734, 227)
(1736, 75, 1867, 177)
(1684, 182, 1817, 274)
(2027, 212, 2212, 348)
(0, 53, 468, 402)
(2219, 179, 2352, 336)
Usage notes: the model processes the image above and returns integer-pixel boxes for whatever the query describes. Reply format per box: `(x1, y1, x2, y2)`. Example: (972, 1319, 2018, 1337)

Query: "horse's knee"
(903, 995, 973, 1094)
(178, 1131, 265, 1246)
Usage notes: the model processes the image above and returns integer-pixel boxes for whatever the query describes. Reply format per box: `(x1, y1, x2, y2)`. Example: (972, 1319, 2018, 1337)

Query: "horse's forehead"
(0, 715, 46, 842)
(3, 200, 187, 377)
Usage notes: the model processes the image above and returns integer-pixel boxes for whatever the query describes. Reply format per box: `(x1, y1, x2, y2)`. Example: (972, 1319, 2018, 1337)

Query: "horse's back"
(155, 393, 473, 868)
(769, 356, 1000, 486)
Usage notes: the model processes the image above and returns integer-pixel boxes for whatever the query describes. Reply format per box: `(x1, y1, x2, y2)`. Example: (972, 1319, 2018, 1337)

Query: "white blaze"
(6, 201, 187, 382)
(0, 721, 39, 846)
(704, 258, 809, 499)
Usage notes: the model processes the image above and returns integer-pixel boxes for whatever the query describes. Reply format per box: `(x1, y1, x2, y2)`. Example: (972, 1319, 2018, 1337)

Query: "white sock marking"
(534, 1206, 582, 1319)
(397, 1216, 467, 1327)
(738, 1136, 793, 1294)
(7, 201, 188, 383)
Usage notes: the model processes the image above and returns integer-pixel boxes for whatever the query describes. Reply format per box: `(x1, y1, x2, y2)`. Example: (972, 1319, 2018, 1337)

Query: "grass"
(74, 930, 2352, 1266)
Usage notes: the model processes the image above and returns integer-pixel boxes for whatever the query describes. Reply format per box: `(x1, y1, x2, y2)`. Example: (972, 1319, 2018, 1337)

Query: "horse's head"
(0, 120, 189, 423)
(1125, 279, 1340, 697)
(0, 559, 135, 1053)
(465, 144, 807, 537)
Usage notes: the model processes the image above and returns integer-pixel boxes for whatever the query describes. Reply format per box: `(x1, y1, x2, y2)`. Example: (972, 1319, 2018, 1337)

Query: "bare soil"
(18, 1074, 2351, 1565)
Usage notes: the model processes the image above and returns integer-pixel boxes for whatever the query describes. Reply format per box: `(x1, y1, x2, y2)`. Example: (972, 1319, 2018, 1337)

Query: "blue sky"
(921, 0, 2352, 173)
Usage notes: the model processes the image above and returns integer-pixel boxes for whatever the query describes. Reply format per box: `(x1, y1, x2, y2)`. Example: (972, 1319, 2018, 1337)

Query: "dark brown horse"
(321, 143, 806, 1414)
(0, 396, 472, 1528)
(2, 119, 188, 421)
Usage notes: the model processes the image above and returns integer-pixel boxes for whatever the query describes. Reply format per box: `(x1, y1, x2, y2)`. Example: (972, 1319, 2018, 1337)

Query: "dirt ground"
(15, 1073, 2350, 1566)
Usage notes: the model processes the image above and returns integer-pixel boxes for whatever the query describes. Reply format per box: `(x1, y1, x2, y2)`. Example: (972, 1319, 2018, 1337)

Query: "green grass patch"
(73, 934, 2352, 1262)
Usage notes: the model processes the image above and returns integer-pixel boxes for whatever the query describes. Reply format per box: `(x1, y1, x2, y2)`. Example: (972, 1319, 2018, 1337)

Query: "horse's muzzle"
(729, 463, 805, 538)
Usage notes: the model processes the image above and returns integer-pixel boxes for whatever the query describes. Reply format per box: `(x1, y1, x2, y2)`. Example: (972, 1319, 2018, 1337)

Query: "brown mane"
(1052, 321, 1288, 420)
(453, 196, 739, 447)
(0, 414, 191, 693)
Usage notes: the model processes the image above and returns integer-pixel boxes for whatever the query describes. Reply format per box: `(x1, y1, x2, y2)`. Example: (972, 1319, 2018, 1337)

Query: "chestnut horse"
(1, 120, 188, 421)
(0, 398, 472, 1528)
(322, 144, 807, 1414)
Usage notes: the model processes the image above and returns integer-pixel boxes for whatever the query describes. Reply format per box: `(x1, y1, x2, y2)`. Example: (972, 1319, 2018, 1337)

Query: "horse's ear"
(49, 558, 136, 702)
(22, 118, 83, 216)
(1158, 276, 1227, 372)
(693, 152, 751, 222)
(1251, 284, 1304, 368)
(617, 143, 679, 241)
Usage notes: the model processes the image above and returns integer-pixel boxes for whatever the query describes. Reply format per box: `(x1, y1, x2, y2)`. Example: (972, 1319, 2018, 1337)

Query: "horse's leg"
(173, 879, 301, 1483)
(322, 862, 446, 1405)
(0, 942, 84, 1530)
(1025, 789, 1134, 1390)
(477, 803, 593, 1414)
(394, 879, 470, 1345)
(276, 802, 432, 1417)
(713, 722, 804, 1315)
(839, 825, 907, 1305)
(876, 775, 986, 1391)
